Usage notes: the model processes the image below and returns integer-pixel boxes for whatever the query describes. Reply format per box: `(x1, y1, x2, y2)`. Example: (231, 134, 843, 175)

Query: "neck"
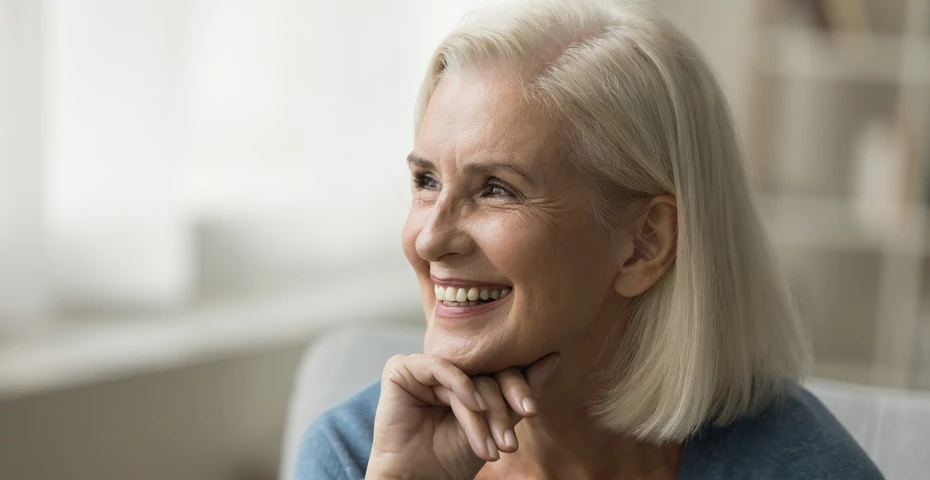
(484, 307, 683, 479)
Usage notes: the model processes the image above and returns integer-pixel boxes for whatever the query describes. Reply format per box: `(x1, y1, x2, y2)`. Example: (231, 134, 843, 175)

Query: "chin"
(423, 326, 531, 376)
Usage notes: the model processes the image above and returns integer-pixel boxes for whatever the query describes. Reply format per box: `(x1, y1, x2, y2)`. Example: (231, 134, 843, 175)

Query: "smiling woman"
(295, 1, 884, 479)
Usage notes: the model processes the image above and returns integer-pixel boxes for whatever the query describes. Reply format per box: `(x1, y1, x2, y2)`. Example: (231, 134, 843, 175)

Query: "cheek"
(480, 215, 615, 311)
(474, 213, 590, 278)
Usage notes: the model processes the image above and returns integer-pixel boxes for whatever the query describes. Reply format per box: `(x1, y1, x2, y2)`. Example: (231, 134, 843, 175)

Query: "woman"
(297, 0, 883, 478)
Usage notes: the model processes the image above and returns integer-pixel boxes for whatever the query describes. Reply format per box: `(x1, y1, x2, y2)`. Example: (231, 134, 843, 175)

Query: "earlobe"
(613, 271, 639, 297)
(613, 262, 654, 297)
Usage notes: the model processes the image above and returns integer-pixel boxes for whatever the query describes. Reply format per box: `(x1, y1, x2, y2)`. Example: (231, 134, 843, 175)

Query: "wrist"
(366, 458, 444, 480)
(365, 467, 436, 480)
(367, 448, 478, 480)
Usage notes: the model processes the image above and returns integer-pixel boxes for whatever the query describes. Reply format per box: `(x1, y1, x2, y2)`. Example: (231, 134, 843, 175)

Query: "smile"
(433, 284, 512, 306)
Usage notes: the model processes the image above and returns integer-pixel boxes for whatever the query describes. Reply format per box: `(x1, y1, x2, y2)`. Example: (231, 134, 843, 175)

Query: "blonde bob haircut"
(413, 0, 811, 442)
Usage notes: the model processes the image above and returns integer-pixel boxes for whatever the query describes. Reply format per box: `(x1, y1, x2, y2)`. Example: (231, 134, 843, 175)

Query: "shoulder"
(680, 387, 884, 480)
(294, 381, 381, 480)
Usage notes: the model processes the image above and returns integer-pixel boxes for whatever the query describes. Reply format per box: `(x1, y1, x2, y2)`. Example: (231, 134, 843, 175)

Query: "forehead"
(415, 70, 567, 171)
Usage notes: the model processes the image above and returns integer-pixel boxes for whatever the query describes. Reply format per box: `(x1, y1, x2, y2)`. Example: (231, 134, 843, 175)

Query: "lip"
(433, 291, 513, 320)
(430, 274, 512, 289)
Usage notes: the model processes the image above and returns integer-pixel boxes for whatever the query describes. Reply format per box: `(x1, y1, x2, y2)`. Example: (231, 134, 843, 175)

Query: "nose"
(415, 197, 476, 262)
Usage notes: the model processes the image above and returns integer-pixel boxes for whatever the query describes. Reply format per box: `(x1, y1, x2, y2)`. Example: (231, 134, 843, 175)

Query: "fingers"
(494, 367, 537, 419)
(495, 353, 561, 420)
(381, 353, 561, 464)
(437, 385, 500, 462)
(382, 354, 488, 413)
(474, 377, 519, 454)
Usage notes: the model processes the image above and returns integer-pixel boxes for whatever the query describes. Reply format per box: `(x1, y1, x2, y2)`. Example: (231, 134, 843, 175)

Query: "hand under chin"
(424, 335, 545, 377)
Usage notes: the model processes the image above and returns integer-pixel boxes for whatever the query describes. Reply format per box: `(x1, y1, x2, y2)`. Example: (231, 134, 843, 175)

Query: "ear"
(613, 195, 677, 297)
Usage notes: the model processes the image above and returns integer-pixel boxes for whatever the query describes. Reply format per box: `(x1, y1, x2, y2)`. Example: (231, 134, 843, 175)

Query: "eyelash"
(481, 179, 514, 198)
(413, 172, 440, 190)
(411, 172, 517, 199)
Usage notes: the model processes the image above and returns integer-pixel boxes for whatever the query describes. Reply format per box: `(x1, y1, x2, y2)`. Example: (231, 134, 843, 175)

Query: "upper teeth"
(434, 285, 512, 303)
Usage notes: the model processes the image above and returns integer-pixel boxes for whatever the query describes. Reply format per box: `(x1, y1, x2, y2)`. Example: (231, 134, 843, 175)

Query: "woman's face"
(402, 70, 626, 375)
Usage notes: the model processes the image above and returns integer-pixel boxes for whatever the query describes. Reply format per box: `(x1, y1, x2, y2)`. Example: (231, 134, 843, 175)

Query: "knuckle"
(449, 371, 466, 387)
(430, 356, 452, 369)
(494, 367, 523, 380)
(452, 374, 474, 393)
(472, 376, 497, 391)
(507, 382, 532, 396)
(497, 373, 531, 398)
(385, 354, 407, 368)
(382, 354, 407, 377)
(430, 357, 464, 380)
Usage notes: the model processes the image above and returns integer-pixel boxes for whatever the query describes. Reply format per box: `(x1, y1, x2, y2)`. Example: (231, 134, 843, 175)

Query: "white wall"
(44, 0, 193, 309)
(0, 0, 46, 329)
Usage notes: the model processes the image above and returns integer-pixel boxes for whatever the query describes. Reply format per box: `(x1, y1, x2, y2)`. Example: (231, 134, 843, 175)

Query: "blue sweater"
(295, 382, 883, 479)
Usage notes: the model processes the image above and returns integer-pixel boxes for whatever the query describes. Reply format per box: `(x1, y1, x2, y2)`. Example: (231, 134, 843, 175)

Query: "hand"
(365, 352, 560, 480)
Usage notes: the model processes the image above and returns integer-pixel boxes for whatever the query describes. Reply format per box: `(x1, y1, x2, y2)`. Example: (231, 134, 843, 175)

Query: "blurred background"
(0, 0, 928, 478)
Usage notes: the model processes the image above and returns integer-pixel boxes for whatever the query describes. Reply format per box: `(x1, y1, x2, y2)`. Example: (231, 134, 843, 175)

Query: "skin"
(367, 68, 680, 479)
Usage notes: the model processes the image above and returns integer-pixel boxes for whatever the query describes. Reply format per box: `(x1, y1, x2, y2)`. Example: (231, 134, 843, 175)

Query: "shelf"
(813, 360, 929, 390)
(812, 361, 881, 387)
(0, 267, 423, 401)
(758, 193, 927, 255)
(757, 26, 930, 83)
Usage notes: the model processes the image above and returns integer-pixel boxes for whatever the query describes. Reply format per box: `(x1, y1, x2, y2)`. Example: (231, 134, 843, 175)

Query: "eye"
(481, 178, 516, 198)
(413, 172, 441, 190)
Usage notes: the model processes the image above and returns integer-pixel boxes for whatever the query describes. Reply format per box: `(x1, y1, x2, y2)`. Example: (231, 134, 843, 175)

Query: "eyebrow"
(406, 154, 535, 184)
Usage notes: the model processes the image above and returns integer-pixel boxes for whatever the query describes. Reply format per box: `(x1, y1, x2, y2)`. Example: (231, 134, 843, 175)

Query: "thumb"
(523, 353, 560, 398)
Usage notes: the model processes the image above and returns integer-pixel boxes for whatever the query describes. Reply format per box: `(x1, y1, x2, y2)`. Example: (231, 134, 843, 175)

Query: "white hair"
(413, 0, 811, 442)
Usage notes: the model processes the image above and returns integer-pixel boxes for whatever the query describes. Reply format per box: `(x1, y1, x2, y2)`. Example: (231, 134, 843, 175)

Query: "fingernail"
(504, 429, 518, 449)
(475, 391, 489, 411)
(522, 397, 537, 414)
(486, 437, 499, 460)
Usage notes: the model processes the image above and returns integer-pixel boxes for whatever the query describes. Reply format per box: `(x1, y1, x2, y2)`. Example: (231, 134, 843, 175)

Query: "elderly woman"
(297, 1, 882, 478)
